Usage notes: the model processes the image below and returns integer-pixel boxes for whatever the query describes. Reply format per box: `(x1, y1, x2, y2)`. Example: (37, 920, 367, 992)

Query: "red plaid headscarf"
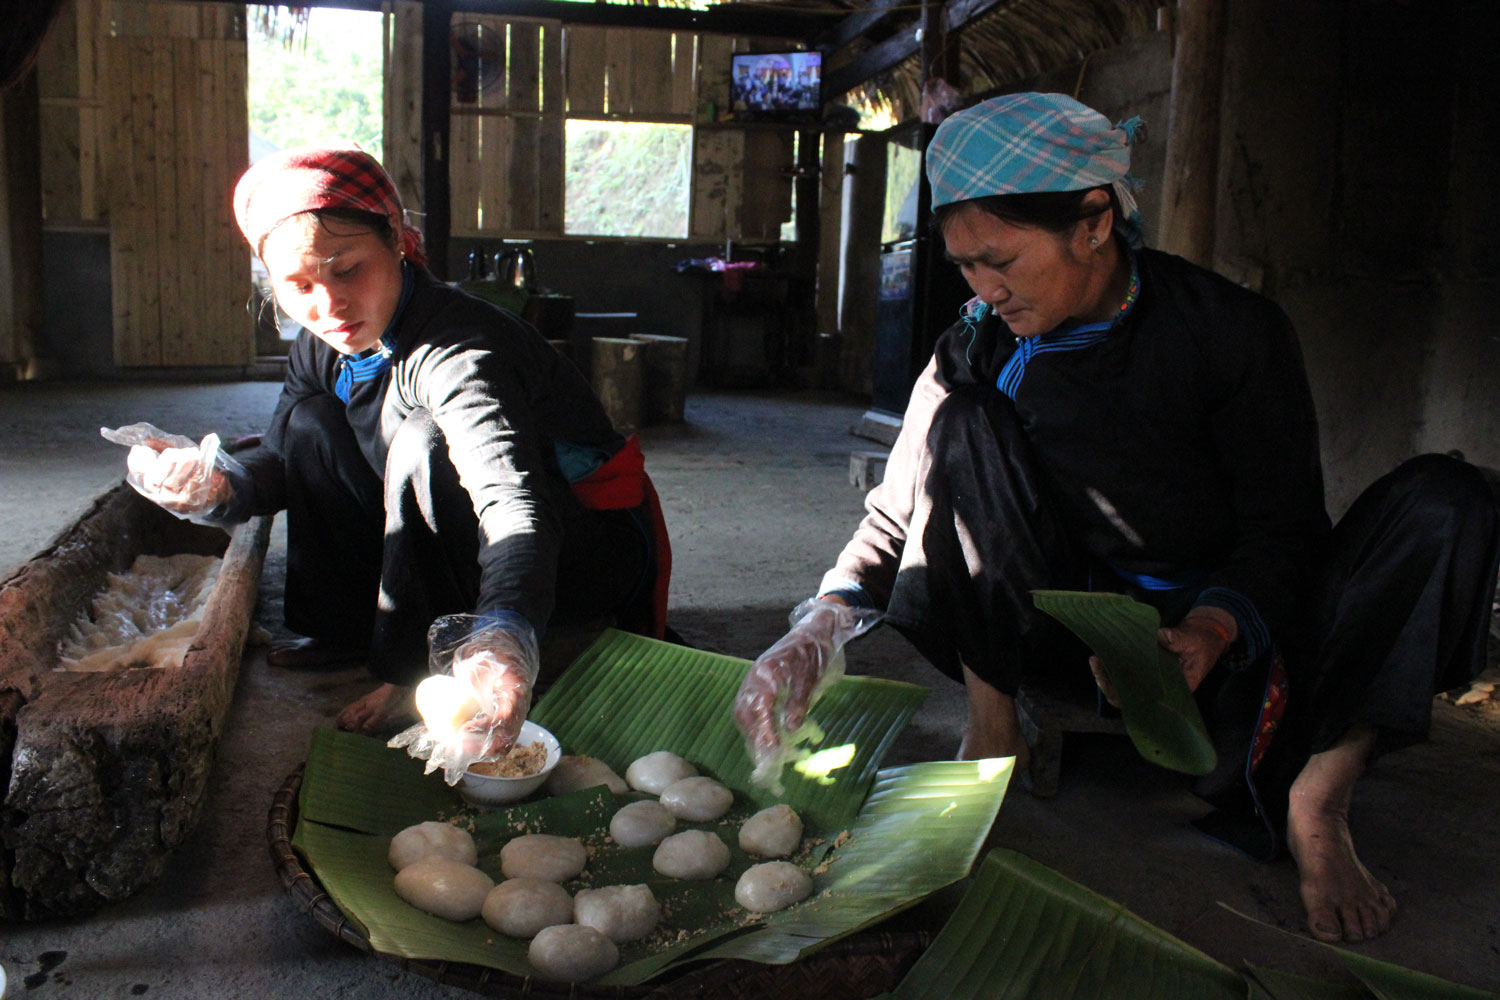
(233, 145, 427, 268)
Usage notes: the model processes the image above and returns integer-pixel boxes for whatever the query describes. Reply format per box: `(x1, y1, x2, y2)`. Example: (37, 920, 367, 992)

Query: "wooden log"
(0, 484, 270, 920)
(589, 336, 645, 435)
(629, 333, 689, 423)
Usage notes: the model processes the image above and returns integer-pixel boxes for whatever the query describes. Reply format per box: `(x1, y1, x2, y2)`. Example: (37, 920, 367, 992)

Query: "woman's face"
(940, 200, 1111, 338)
(261, 214, 403, 355)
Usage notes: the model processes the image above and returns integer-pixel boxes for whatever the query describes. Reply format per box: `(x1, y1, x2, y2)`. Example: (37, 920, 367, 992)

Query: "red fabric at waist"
(571, 435, 646, 509)
(570, 435, 671, 638)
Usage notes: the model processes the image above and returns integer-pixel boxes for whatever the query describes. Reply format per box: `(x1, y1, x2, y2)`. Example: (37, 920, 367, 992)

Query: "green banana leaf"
(291, 629, 1011, 988)
(1339, 951, 1498, 1000)
(1244, 963, 1371, 1000)
(528, 629, 927, 831)
(875, 848, 1244, 1000)
(1032, 590, 1217, 775)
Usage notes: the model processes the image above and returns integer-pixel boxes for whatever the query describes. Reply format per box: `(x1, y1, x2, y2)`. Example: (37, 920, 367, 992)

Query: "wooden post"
(919, 0, 960, 92)
(421, 0, 452, 280)
(814, 131, 844, 344)
(0, 69, 45, 379)
(1157, 0, 1226, 267)
(789, 129, 821, 368)
(837, 134, 885, 394)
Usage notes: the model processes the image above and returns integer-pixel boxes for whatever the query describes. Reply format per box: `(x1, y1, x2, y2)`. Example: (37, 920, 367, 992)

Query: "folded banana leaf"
(875, 848, 1244, 1000)
(1244, 964, 1371, 1000)
(1337, 950, 1498, 1000)
(291, 629, 1012, 988)
(1032, 590, 1217, 775)
(866, 851, 1493, 1000)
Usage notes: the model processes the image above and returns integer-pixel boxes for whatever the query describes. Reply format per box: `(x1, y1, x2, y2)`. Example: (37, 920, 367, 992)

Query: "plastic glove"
(734, 597, 882, 789)
(389, 613, 540, 785)
(101, 422, 241, 521)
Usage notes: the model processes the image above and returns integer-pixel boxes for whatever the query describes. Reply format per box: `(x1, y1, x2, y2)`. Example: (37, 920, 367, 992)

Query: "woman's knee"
(282, 394, 348, 457)
(385, 409, 448, 488)
(1383, 453, 1497, 528)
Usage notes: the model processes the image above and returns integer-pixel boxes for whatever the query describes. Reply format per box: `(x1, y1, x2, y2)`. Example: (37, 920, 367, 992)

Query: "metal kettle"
(495, 244, 536, 292)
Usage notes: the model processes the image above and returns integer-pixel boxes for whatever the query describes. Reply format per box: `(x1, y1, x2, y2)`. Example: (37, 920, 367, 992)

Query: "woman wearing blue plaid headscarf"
(735, 92, 1498, 947)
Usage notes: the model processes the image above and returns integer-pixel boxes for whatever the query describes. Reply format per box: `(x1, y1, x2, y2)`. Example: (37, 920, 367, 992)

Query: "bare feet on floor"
(1285, 724, 1395, 942)
(1287, 801, 1396, 942)
(958, 665, 1032, 775)
(336, 682, 418, 736)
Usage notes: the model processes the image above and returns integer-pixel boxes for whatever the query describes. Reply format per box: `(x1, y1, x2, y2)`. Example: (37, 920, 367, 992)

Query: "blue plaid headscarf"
(926, 92, 1147, 246)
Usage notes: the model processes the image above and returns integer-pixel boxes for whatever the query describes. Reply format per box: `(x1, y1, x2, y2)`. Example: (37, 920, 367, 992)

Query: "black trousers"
(278, 394, 651, 685)
(884, 386, 1500, 758)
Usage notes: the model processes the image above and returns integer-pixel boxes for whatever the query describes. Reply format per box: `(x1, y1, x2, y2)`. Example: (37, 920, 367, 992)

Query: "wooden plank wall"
(101, 0, 251, 367)
(446, 17, 799, 243)
(36, 0, 108, 224)
(449, 15, 568, 237)
(383, 1, 424, 218)
(691, 34, 794, 243)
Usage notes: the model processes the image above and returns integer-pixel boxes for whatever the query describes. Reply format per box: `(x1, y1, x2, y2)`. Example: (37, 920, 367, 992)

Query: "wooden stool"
(1015, 685, 1127, 797)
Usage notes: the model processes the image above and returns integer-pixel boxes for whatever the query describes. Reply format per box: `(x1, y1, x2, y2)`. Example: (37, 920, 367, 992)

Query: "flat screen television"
(728, 50, 822, 124)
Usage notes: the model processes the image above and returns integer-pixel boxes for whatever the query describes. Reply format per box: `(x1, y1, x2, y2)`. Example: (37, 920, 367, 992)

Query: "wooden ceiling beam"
(814, 0, 909, 51)
(190, 0, 836, 39)
(823, 0, 1004, 97)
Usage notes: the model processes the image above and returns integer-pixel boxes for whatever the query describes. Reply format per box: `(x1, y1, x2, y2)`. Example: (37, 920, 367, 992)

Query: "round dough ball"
(625, 750, 698, 795)
(414, 673, 482, 741)
(500, 834, 587, 882)
(482, 878, 574, 938)
(573, 884, 661, 943)
(658, 776, 734, 822)
(547, 755, 630, 797)
(609, 800, 676, 848)
(734, 861, 813, 913)
(528, 924, 619, 982)
(388, 820, 479, 871)
(393, 856, 495, 922)
(652, 829, 730, 880)
(738, 804, 804, 858)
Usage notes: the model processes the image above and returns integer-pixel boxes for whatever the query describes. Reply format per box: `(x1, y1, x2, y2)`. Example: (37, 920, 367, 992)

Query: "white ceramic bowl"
(456, 721, 562, 807)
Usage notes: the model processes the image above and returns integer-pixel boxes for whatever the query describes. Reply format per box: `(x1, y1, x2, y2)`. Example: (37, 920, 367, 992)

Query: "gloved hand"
(101, 422, 239, 520)
(734, 597, 882, 784)
(449, 628, 537, 759)
(391, 613, 540, 785)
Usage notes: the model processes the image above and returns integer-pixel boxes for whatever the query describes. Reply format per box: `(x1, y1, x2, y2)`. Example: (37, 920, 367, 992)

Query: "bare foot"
(957, 665, 1032, 774)
(1287, 802, 1396, 942)
(335, 682, 418, 736)
(1285, 725, 1395, 942)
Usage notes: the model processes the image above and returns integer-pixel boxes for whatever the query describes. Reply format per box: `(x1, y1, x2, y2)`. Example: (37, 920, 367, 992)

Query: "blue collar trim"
(995, 252, 1140, 401)
(335, 261, 415, 404)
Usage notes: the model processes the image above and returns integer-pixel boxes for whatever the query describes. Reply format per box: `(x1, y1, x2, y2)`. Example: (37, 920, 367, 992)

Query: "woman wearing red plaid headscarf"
(123, 145, 669, 759)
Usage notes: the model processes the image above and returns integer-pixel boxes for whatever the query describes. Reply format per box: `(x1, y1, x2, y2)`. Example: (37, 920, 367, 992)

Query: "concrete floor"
(1, 381, 1497, 998)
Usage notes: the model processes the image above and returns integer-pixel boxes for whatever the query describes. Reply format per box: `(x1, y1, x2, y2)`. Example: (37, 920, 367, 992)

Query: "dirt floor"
(1, 381, 1497, 998)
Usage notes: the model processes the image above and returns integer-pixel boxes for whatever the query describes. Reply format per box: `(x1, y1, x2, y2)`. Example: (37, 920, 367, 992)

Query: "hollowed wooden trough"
(0, 483, 270, 920)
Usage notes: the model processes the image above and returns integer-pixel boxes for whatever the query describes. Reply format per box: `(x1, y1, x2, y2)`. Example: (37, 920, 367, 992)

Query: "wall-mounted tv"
(728, 50, 822, 124)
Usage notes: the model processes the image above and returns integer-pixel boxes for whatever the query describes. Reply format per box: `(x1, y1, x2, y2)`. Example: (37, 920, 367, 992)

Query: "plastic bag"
(388, 613, 541, 785)
(101, 422, 243, 522)
(921, 77, 964, 125)
(734, 598, 883, 793)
